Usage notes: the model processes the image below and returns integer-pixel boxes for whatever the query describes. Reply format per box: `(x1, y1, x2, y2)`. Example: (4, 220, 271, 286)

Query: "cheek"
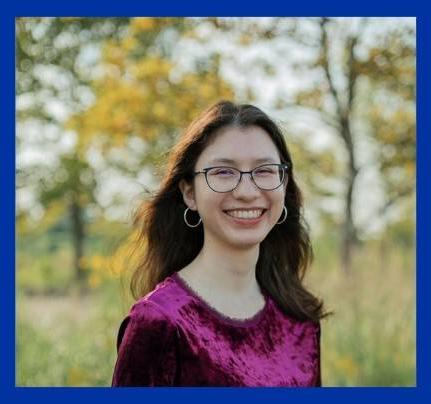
(271, 188, 286, 206)
(193, 181, 212, 207)
(196, 191, 224, 218)
(270, 191, 286, 221)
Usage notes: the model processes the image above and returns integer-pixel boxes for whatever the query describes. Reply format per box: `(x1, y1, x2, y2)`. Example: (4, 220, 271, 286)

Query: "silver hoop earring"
(184, 207, 202, 228)
(276, 206, 288, 224)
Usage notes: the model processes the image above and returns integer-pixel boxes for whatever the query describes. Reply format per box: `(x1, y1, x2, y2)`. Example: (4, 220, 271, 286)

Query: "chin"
(226, 234, 266, 250)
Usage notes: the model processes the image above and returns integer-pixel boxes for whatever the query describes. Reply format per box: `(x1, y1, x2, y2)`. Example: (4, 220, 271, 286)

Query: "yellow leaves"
(200, 83, 217, 99)
(238, 33, 252, 46)
(78, 230, 142, 289)
(109, 233, 141, 275)
(121, 36, 138, 52)
(358, 41, 415, 97)
(178, 71, 234, 105)
(392, 108, 415, 128)
(88, 273, 102, 289)
(295, 88, 324, 109)
(80, 255, 105, 271)
(317, 151, 337, 176)
(69, 80, 146, 143)
(404, 160, 415, 180)
(80, 255, 109, 289)
(131, 17, 156, 32)
(67, 18, 234, 154)
(70, 67, 233, 147)
(130, 17, 183, 34)
(152, 101, 168, 120)
(368, 104, 415, 146)
(131, 57, 173, 81)
(102, 40, 126, 71)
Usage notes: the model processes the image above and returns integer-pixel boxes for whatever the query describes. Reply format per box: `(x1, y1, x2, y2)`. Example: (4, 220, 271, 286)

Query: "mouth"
(223, 208, 267, 222)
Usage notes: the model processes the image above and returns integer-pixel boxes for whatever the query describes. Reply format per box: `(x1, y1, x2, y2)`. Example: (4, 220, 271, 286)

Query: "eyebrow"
(208, 157, 278, 165)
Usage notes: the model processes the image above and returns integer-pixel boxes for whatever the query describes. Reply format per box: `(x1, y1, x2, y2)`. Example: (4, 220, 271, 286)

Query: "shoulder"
(301, 320, 321, 353)
(311, 320, 321, 345)
(128, 277, 182, 329)
(116, 299, 178, 354)
(116, 277, 183, 352)
(270, 297, 321, 337)
(134, 275, 187, 318)
(300, 319, 320, 340)
(129, 298, 174, 326)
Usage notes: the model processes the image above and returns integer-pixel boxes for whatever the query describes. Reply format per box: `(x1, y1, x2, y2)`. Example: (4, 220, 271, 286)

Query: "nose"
(233, 173, 260, 197)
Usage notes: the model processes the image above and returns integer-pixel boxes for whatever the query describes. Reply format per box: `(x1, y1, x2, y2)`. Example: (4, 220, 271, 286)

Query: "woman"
(111, 100, 328, 387)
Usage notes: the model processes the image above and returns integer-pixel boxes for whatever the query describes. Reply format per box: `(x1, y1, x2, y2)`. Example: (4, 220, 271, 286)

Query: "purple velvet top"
(112, 272, 321, 387)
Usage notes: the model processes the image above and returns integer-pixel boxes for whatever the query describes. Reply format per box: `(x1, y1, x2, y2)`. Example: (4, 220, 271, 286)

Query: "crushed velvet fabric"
(112, 272, 321, 387)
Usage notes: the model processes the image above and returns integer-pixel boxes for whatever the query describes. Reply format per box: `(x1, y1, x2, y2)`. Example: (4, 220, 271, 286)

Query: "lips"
(224, 209, 265, 219)
(223, 208, 268, 222)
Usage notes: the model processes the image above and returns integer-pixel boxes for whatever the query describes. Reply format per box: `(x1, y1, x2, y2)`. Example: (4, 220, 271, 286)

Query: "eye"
(254, 167, 277, 175)
(210, 168, 236, 176)
(216, 168, 235, 175)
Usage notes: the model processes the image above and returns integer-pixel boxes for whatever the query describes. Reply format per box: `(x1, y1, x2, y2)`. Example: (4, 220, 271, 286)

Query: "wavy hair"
(130, 100, 329, 323)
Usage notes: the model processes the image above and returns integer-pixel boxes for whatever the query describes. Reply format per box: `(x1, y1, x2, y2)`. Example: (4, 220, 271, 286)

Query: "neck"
(187, 236, 261, 298)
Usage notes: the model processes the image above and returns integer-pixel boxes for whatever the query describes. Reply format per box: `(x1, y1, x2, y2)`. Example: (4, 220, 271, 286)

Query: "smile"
(224, 209, 266, 219)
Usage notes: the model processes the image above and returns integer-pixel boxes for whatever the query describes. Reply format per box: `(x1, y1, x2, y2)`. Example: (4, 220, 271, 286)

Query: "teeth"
(225, 209, 264, 219)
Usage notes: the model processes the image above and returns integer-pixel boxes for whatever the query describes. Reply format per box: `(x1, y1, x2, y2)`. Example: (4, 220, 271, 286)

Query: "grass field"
(310, 240, 415, 386)
(16, 233, 415, 386)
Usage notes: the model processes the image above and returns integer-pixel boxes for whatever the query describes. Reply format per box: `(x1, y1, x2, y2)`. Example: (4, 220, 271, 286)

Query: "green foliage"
(17, 229, 73, 293)
(354, 26, 415, 212)
(39, 154, 97, 206)
(17, 17, 234, 237)
(307, 237, 415, 386)
(17, 233, 415, 386)
(17, 252, 73, 295)
(16, 281, 124, 386)
(68, 17, 234, 163)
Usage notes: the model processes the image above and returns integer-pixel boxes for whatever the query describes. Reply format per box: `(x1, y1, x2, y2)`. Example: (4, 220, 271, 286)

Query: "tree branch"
(278, 102, 340, 130)
(319, 18, 344, 123)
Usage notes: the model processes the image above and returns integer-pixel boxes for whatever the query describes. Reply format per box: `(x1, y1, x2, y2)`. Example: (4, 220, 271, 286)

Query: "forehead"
(197, 125, 281, 165)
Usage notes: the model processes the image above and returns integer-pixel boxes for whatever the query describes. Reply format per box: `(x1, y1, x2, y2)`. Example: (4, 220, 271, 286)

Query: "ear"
(179, 179, 198, 211)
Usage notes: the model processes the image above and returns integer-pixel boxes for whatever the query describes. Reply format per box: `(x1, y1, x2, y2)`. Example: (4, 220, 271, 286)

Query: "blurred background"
(16, 17, 415, 386)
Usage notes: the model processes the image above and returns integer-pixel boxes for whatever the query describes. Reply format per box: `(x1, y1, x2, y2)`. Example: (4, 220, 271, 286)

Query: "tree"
(17, 17, 234, 285)
(210, 17, 415, 273)
(38, 154, 97, 282)
(355, 26, 415, 221)
(68, 18, 234, 177)
(16, 18, 129, 284)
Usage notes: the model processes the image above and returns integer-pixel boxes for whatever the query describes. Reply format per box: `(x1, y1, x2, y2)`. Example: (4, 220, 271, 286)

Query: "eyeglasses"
(193, 163, 290, 193)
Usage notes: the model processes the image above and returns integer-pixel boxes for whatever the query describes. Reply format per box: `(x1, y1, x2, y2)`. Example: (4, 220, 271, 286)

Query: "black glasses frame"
(193, 163, 291, 193)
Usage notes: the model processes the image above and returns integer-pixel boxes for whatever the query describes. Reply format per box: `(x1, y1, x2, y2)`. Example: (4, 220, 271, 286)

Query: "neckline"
(170, 271, 270, 328)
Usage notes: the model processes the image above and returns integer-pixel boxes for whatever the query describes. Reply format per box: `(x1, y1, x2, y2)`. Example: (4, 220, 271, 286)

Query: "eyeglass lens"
(205, 164, 285, 192)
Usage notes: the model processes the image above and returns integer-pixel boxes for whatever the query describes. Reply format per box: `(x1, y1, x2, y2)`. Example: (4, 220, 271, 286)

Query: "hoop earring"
(184, 207, 202, 228)
(276, 206, 288, 224)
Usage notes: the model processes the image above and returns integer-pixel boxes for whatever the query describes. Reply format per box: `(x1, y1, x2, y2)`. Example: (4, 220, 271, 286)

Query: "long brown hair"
(130, 100, 328, 323)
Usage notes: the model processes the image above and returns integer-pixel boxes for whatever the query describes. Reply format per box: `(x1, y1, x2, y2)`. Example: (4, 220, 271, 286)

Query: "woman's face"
(179, 125, 287, 250)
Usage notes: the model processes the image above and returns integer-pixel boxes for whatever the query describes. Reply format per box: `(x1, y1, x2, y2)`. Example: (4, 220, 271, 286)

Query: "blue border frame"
(416, 13, 430, 394)
(3, 1, 430, 403)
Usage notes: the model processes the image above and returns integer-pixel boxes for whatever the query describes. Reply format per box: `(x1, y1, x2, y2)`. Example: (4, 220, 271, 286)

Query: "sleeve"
(314, 322, 321, 387)
(111, 300, 180, 387)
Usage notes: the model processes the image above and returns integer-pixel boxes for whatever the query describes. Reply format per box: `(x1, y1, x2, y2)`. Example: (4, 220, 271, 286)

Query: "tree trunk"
(340, 118, 359, 274)
(319, 18, 361, 275)
(70, 196, 86, 284)
(341, 185, 356, 274)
